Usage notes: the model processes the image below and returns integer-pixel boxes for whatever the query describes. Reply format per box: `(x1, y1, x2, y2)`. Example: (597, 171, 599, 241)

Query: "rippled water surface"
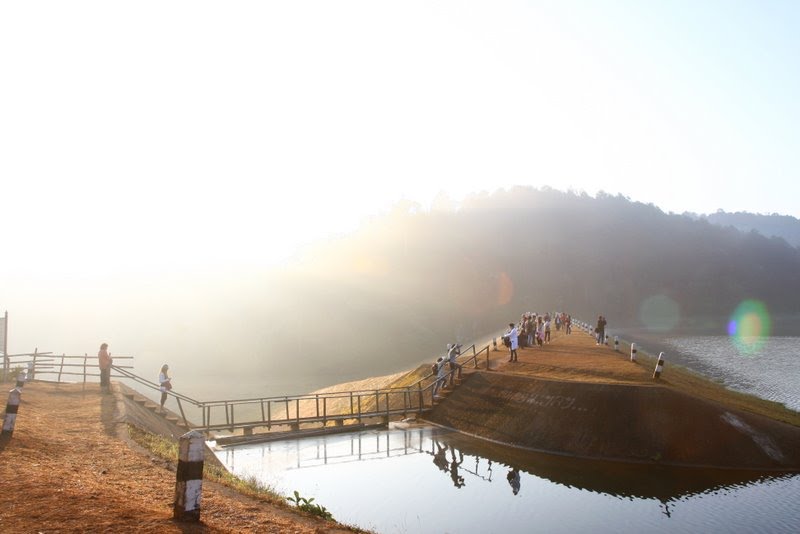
(662, 336, 800, 411)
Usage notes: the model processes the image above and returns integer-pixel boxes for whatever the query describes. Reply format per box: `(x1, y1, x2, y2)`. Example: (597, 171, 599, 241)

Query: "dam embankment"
(424, 371, 800, 470)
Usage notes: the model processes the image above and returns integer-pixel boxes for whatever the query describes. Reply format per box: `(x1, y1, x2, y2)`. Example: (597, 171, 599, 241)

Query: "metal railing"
(3, 337, 498, 435)
(109, 342, 494, 433)
(2, 351, 134, 384)
(199, 343, 492, 432)
(112, 365, 200, 428)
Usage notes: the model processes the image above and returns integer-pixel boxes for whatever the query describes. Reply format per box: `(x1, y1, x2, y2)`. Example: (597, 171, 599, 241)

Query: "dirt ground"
(0, 381, 357, 533)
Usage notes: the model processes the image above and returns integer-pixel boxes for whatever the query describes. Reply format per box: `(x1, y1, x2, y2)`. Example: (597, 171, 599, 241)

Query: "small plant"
(286, 490, 334, 520)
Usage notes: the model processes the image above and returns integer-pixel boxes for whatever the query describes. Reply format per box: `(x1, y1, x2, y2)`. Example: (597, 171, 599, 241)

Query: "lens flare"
(727, 300, 771, 355)
(495, 271, 514, 306)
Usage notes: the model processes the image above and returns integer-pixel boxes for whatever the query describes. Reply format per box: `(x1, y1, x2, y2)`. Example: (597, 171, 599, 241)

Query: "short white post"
(630, 343, 637, 362)
(653, 352, 665, 379)
(174, 430, 205, 521)
(614, 336, 619, 352)
(2, 388, 22, 439)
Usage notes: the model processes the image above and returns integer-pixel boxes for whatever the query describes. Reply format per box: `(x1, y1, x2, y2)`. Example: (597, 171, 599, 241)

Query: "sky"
(2, 0, 799, 278)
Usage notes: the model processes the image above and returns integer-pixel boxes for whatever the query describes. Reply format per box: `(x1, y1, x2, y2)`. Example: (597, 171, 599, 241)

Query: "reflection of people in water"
(449, 446, 465, 488)
(507, 468, 521, 495)
(432, 440, 449, 473)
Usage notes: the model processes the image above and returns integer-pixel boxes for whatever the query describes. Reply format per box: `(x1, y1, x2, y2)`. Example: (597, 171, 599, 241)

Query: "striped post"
(653, 352, 665, 379)
(174, 430, 205, 521)
(492, 338, 497, 351)
(614, 336, 619, 352)
(630, 343, 637, 362)
(2, 388, 22, 439)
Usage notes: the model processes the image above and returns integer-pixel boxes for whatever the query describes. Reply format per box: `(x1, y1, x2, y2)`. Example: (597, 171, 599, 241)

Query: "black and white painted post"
(630, 343, 637, 362)
(614, 336, 619, 352)
(174, 430, 205, 521)
(2, 387, 22, 439)
(653, 352, 665, 379)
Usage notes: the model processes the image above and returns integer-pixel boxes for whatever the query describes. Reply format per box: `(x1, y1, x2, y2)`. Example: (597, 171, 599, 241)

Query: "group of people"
(432, 343, 463, 398)
(501, 312, 573, 361)
(97, 343, 172, 410)
(429, 439, 522, 495)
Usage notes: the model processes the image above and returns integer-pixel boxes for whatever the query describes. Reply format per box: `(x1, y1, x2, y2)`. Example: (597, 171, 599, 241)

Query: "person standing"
(98, 343, 112, 392)
(432, 357, 447, 399)
(158, 364, 172, 410)
(596, 315, 607, 345)
(505, 323, 518, 362)
(544, 316, 552, 344)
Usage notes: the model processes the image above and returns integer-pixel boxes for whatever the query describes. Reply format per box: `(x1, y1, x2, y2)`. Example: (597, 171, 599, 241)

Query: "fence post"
(630, 343, 637, 362)
(2, 388, 22, 439)
(173, 430, 204, 521)
(83, 353, 88, 387)
(653, 352, 665, 379)
(614, 336, 619, 352)
(31, 348, 38, 380)
(58, 354, 65, 383)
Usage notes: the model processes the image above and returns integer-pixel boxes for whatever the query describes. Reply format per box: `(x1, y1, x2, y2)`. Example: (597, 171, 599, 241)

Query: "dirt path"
(0, 381, 357, 533)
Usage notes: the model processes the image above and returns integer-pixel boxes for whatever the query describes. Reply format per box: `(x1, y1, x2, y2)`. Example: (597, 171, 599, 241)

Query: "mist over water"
(6, 268, 501, 401)
(6, 190, 800, 406)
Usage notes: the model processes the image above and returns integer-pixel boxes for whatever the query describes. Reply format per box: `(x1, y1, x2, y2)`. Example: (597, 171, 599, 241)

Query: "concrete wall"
(426, 372, 800, 470)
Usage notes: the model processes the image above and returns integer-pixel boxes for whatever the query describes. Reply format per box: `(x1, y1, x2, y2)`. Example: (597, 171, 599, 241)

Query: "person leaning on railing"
(447, 343, 462, 386)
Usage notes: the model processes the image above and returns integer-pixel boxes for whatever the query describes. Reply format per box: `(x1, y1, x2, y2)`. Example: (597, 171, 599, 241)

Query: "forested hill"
(248, 188, 800, 378)
(295, 187, 800, 333)
(695, 211, 800, 249)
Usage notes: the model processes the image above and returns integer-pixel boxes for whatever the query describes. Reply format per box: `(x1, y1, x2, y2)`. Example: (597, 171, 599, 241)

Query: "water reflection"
(216, 426, 799, 533)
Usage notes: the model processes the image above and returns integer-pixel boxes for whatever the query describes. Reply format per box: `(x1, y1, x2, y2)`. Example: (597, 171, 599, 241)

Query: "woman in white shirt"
(505, 323, 518, 362)
(158, 364, 171, 410)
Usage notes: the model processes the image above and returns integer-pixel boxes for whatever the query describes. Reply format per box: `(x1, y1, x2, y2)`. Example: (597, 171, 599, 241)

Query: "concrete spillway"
(425, 372, 800, 470)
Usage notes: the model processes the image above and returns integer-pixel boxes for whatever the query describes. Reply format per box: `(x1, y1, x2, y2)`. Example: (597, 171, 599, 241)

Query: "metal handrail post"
(176, 397, 188, 426)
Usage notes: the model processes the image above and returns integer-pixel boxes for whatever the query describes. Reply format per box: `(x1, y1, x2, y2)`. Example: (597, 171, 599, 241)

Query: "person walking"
(98, 343, 112, 393)
(505, 323, 519, 362)
(596, 315, 607, 345)
(158, 364, 172, 410)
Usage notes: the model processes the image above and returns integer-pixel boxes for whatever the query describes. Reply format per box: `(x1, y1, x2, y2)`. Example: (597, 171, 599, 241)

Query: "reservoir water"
(214, 335, 800, 533)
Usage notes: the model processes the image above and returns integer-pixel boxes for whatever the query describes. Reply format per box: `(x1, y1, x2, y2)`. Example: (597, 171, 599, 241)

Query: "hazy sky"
(2, 1, 799, 276)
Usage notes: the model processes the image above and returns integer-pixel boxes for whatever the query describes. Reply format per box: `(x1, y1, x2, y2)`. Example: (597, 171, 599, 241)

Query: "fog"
(5, 188, 800, 403)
